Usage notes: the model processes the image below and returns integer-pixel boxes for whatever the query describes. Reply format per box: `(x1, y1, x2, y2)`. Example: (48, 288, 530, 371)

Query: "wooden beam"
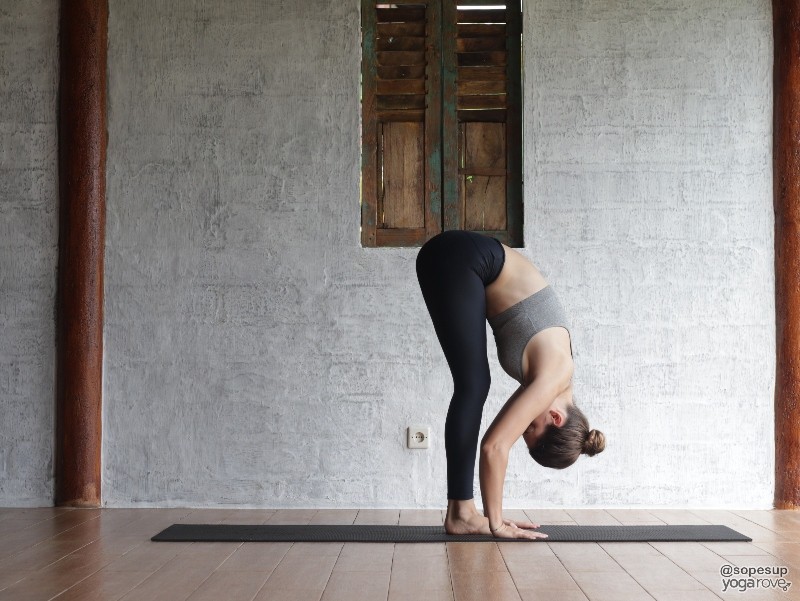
(773, 0, 800, 510)
(55, 0, 108, 507)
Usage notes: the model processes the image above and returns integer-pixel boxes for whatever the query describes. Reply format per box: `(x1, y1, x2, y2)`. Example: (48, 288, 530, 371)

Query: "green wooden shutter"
(361, 2, 441, 247)
(361, 1, 522, 247)
(443, 0, 522, 246)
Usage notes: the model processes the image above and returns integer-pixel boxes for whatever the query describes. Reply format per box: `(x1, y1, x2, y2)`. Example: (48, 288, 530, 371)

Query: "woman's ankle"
(446, 499, 480, 520)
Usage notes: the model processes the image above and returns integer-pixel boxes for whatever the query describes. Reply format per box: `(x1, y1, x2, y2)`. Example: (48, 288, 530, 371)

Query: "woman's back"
(486, 243, 573, 385)
(485, 243, 549, 316)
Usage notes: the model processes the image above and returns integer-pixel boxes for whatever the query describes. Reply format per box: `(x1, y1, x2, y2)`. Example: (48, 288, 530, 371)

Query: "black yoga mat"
(151, 523, 751, 543)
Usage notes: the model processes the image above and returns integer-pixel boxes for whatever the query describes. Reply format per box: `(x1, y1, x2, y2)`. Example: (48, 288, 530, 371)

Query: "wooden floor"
(0, 508, 799, 601)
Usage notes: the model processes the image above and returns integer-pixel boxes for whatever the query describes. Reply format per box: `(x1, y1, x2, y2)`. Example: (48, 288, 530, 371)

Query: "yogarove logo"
(719, 564, 792, 592)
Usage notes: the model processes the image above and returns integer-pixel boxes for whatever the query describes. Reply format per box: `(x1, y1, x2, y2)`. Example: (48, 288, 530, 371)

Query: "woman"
(415, 229, 605, 540)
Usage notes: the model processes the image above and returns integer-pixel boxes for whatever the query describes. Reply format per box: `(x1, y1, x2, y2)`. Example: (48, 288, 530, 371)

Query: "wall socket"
(407, 425, 430, 449)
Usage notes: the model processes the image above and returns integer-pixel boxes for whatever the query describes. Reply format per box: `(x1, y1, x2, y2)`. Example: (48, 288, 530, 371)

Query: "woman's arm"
(479, 368, 571, 529)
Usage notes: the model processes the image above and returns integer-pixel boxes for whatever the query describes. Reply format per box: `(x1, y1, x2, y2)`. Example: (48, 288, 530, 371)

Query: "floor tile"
(354, 509, 401, 525)
(265, 509, 318, 525)
(285, 542, 344, 558)
(103, 542, 193, 572)
(548, 543, 623, 572)
(320, 570, 391, 601)
(605, 509, 665, 525)
(518, 589, 589, 601)
(447, 542, 507, 573)
(333, 542, 395, 573)
(259, 554, 338, 591)
(116, 567, 210, 601)
(569, 570, 654, 601)
(702, 541, 773, 556)
(523, 508, 576, 524)
(649, 591, 722, 601)
(218, 509, 276, 525)
(505, 558, 582, 591)
(451, 570, 521, 601)
(184, 571, 270, 601)
(163, 542, 240, 573)
(399, 510, 444, 526)
(564, 510, 621, 526)
(3, 508, 799, 601)
(46, 569, 152, 601)
(388, 566, 453, 595)
(215, 542, 291, 572)
(309, 510, 359, 525)
(649, 541, 731, 572)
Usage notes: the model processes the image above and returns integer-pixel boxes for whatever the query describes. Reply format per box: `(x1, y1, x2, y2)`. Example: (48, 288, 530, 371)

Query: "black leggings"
(415, 230, 506, 500)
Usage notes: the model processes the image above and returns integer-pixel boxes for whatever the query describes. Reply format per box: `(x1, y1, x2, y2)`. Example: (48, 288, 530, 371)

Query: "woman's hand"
(490, 519, 549, 540)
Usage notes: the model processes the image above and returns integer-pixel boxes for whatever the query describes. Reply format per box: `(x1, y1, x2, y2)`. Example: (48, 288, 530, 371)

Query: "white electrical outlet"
(407, 425, 430, 449)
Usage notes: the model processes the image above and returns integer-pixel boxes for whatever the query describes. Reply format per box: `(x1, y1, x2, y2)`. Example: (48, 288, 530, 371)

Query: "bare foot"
(444, 511, 491, 535)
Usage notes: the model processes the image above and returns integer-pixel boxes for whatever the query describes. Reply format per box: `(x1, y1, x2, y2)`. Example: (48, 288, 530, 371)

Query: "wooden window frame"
(360, 0, 523, 247)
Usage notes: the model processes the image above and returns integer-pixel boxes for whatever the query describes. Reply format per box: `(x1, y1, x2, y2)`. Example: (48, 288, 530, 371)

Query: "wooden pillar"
(773, 0, 800, 510)
(55, 0, 108, 507)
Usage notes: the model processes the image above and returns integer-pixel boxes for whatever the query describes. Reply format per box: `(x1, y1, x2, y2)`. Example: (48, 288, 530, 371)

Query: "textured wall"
(1, 0, 772, 507)
(522, 1, 774, 507)
(0, 2, 59, 506)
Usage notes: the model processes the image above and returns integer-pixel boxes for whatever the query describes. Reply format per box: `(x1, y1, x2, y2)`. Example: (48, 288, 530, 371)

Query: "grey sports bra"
(487, 285, 573, 384)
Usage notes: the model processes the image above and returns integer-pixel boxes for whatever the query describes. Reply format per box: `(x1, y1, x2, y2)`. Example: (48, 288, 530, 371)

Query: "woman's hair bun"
(582, 429, 606, 456)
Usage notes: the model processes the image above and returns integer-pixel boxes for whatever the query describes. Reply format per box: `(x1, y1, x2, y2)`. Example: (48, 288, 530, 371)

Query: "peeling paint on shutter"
(362, 2, 440, 247)
(361, 0, 521, 247)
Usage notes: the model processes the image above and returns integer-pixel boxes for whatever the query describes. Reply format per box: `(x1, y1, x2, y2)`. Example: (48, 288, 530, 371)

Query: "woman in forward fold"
(416, 229, 606, 540)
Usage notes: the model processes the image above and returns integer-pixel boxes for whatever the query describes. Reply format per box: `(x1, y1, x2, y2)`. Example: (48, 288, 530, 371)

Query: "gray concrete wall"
(0, 0, 774, 508)
(521, 1, 774, 507)
(103, 0, 774, 509)
(0, 2, 59, 506)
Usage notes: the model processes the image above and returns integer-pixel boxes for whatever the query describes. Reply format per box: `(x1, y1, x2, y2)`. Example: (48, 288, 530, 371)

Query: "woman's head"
(528, 400, 605, 469)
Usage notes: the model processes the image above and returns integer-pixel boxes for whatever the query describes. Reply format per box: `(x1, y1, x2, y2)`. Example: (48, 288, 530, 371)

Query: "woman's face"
(522, 411, 551, 448)
(523, 404, 568, 449)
